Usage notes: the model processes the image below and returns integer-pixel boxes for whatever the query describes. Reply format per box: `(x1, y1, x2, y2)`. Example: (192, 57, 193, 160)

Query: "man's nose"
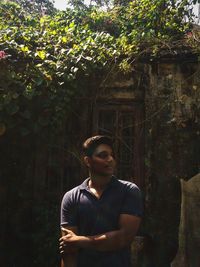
(107, 155, 114, 162)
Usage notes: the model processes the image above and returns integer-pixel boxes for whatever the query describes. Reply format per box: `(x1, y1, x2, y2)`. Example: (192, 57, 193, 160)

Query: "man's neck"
(88, 174, 112, 191)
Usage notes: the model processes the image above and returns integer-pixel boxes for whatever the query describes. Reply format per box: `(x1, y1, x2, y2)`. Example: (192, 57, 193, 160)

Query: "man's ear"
(84, 156, 91, 168)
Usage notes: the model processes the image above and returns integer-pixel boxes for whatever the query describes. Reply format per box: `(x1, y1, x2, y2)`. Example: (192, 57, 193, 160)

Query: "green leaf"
(36, 51, 46, 60)
(85, 56, 93, 61)
(35, 77, 44, 86)
(69, 22, 75, 28)
(40, 17, 45, 25)
(20, 45, 29, 52)
(62, 36, 67, 43)
(71, 67, 78, 73)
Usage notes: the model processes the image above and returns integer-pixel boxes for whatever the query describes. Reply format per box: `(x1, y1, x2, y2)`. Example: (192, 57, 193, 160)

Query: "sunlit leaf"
(62, 36, 67, 43)
(20, 45, 29, 52)
(36, 51, 46, 60)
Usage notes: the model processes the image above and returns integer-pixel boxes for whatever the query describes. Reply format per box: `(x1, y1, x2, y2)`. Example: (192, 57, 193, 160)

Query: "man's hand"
(60, 227, 79, 255)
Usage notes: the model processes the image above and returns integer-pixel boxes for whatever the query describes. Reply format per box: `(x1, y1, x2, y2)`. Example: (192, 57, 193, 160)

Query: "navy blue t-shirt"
(60, 176, 143, 267)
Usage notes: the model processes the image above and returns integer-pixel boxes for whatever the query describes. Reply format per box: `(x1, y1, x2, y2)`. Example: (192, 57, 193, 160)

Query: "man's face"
(86, 144, 116, 177)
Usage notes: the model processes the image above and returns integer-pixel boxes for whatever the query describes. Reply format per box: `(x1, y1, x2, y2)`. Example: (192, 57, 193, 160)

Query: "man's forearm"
(61, 227, 78, 267)
(60, 215, 141, 252)
(61, 253, 77, 267)
(77, 228, 133, 251)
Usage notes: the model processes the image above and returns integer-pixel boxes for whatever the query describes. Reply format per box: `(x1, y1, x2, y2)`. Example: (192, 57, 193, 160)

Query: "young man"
(59, 135, 143, 267)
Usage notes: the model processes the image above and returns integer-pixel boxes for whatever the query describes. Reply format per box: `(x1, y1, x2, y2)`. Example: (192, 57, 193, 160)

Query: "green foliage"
(6, 0, 56, 16)
(0, 0, 199, 136)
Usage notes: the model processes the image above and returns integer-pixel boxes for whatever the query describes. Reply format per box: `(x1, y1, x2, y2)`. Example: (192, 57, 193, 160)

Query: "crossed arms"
(60, 214, 141, 267)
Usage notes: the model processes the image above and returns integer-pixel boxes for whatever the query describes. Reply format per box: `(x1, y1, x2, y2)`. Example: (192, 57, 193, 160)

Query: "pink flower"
(186, 31, 193, 37)
(0, 50, 6, 59)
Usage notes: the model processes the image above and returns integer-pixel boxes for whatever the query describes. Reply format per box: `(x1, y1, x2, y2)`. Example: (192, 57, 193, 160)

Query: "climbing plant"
(0, 0, 199, 136)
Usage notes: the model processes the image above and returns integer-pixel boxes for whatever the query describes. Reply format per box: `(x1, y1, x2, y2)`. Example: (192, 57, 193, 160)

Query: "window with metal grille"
(93, 103, 144, 187)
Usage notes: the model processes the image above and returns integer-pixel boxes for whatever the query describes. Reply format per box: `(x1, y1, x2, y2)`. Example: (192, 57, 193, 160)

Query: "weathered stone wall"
(143, 59, 200, 267)
(91, 61, 200, 267)
(171, 174, 200, 267)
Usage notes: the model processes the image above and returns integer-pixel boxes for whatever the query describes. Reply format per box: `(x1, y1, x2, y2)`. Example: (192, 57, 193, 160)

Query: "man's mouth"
(105, 166, 114, 170)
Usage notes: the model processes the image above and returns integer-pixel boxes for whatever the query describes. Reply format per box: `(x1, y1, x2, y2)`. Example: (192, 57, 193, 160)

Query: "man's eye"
(95, 152, 115, 159)
(96, 152, 108, 159)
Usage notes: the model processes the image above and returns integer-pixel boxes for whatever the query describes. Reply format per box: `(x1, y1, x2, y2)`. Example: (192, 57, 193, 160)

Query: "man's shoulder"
(62, 178, 88, 201)
(116, 179, 143, 216)
(64, 185, 80, 195)
(116, 178, 140, 191)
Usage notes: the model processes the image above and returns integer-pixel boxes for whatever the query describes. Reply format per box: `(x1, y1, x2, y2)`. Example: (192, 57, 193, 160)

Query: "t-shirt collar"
(79, 176, 117, 191)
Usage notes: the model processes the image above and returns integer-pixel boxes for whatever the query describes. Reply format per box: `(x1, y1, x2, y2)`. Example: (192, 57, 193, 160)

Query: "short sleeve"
(60, 189, 78, 227)
(120, 183, 143, 217)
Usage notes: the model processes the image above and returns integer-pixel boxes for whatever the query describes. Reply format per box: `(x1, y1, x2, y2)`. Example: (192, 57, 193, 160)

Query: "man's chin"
(101, 172, 114, 177)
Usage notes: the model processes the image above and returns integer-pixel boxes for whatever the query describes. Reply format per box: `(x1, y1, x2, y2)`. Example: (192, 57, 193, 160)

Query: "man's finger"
(61, 227, 70, 233)
(59, 245, 65, 250)
(59, 241, 64, 246)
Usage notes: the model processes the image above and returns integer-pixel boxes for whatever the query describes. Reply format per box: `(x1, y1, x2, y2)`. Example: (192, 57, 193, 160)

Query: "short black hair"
(82, 135, 113, 157)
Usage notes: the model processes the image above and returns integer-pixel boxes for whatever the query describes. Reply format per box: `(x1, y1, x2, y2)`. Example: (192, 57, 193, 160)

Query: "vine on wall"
(0, 0, 199, 137)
